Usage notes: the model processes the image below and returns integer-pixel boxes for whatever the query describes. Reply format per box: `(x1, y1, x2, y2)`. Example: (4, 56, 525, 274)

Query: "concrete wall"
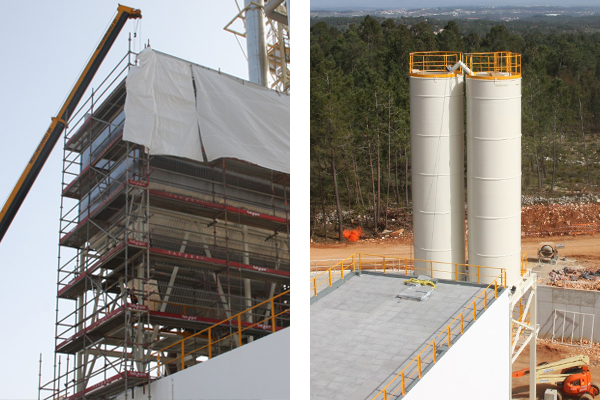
(538, 286, 599, 342)
(404, 291, 510, 400)
(116, 328, 290, 400)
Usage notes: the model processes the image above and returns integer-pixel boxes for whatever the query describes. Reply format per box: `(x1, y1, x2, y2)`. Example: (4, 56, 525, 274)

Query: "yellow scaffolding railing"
(465, 51, 521, 78)
(409, 51, 461, 77)
(521, 252, 528, 277)
(310, 253, 507, 297)
(149, 289, 290, 375)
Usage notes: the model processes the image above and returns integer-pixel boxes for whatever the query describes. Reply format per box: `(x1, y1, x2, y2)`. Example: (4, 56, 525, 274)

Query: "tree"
(437, 21, 464, 51)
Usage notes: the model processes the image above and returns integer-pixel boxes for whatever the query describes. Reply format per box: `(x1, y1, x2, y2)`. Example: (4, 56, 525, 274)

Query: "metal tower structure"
(225, 0, 290, 93)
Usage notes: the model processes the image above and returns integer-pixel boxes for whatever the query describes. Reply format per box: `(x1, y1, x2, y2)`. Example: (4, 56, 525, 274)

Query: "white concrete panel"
(115, 328, 290, 400)
(404, 291, 510, 400)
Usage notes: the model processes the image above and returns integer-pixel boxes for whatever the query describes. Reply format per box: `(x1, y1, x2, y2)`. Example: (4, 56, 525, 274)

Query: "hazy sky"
(0, 2, 263, 398)
(311, 0, 600, 10)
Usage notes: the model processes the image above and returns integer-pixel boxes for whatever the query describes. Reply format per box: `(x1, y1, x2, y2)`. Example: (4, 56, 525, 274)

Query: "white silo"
(466, 52, 522, 285)
(410, 52, 466, 279)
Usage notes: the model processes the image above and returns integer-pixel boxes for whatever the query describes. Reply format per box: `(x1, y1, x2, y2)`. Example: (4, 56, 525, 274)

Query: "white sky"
(0, 1, 310, 399)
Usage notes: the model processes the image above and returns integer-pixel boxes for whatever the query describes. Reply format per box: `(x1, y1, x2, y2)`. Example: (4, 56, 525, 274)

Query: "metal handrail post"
(238, 315, 242, 347)
(181, 340, 185, 371)
(208, 327, 212, 358)
(271, 298, 276, 332)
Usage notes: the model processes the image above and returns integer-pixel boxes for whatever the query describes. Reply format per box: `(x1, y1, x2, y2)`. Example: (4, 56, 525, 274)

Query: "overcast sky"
(0, 2, 310, 399)
(311, 0, 600, 10)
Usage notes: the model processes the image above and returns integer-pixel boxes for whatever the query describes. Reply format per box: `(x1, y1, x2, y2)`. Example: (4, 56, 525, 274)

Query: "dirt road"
(312, 235, 600, 265)
(310, 238, 413, 260)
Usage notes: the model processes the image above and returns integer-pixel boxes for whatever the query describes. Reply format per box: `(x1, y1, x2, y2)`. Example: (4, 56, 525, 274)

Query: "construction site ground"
(311, 201, 600, 399)
(310, 235, 600, 266)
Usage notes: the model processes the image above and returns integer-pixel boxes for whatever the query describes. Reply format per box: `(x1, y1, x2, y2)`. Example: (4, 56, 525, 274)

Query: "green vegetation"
(310, 16, 600, 239)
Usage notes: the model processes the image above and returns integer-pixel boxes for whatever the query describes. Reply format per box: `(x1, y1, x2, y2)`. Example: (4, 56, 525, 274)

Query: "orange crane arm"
(0, 5, 141, 243)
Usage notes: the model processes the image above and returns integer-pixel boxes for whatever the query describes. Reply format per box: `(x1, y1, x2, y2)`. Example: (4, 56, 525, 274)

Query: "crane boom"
(513, 354, 591, 383)
(0, 5, 141, 243)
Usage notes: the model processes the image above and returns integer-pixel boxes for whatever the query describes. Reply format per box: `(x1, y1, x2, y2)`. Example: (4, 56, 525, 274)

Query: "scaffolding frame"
(224, 0, 290, 93)
(40, 48, 290, 400)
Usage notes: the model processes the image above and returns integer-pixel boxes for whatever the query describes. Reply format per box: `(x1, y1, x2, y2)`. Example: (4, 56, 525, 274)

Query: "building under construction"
(39, 19, 290, 400)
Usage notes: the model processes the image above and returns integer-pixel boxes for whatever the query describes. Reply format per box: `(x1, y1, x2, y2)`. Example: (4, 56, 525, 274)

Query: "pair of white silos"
(410, 52, 522, 286)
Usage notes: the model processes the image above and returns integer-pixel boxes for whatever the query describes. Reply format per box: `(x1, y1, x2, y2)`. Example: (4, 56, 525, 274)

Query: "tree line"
(311, 16, 600, 240)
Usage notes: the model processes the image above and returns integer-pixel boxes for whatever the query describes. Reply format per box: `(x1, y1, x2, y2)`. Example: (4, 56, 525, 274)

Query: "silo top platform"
(310, 272, 498, 400)
(465, 51, 521, 79)
(409, 51, 522, 79)
(409, 51, 462, 77)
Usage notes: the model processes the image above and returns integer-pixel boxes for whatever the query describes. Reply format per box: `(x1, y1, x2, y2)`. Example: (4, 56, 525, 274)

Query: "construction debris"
(548, 266, 600, 290)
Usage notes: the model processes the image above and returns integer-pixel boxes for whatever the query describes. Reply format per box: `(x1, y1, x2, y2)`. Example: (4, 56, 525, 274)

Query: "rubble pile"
(522, 193, 600, 206)
(548, 266, 600, 290)
(521, 201, 600, 236)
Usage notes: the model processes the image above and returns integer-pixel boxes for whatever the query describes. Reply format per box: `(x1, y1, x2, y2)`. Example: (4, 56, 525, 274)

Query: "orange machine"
(513, 355, 599, 399)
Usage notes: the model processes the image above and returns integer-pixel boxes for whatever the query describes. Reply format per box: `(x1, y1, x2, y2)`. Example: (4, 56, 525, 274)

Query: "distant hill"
(311, 1, 600, 11)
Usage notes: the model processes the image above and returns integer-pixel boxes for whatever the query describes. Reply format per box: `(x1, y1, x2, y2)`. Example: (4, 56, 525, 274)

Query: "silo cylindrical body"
(410, 53, 466, 280)
(466, 55, 522, 285)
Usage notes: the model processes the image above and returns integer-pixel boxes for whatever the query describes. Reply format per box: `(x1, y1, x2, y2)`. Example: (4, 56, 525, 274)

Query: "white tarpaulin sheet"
(124, 48, 290, 173)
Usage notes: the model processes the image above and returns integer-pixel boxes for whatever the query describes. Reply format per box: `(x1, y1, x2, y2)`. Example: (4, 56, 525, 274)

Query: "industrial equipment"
(538, 243, 566, 264)
(512, 355, 599, 400)
(0, 5, 141, 243)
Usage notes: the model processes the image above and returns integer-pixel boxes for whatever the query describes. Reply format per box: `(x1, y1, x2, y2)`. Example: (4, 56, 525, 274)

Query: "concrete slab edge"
(310, 272, 357, 305)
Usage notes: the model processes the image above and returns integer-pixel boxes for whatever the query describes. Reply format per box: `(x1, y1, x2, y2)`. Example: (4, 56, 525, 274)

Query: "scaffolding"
(40, 50, 290, 400)
(225, 0, 290, 93)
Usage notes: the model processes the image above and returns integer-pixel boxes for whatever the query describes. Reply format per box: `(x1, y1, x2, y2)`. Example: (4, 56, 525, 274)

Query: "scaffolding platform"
(61, 177, 289, 249)
(62, 133, 126, 199)
(64, 82, 126, 153)
(148, 308, 281, 335)
(56, 303, 144, 354)
(148, 246, 290, 282)
(58, 239, 147, 299)
(56, 302, 281, 354)
(58, 237, 289, 301)
(59, 182, 129, 248)
(67, 370, 148, 400)
(149, 188, 288, 232)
